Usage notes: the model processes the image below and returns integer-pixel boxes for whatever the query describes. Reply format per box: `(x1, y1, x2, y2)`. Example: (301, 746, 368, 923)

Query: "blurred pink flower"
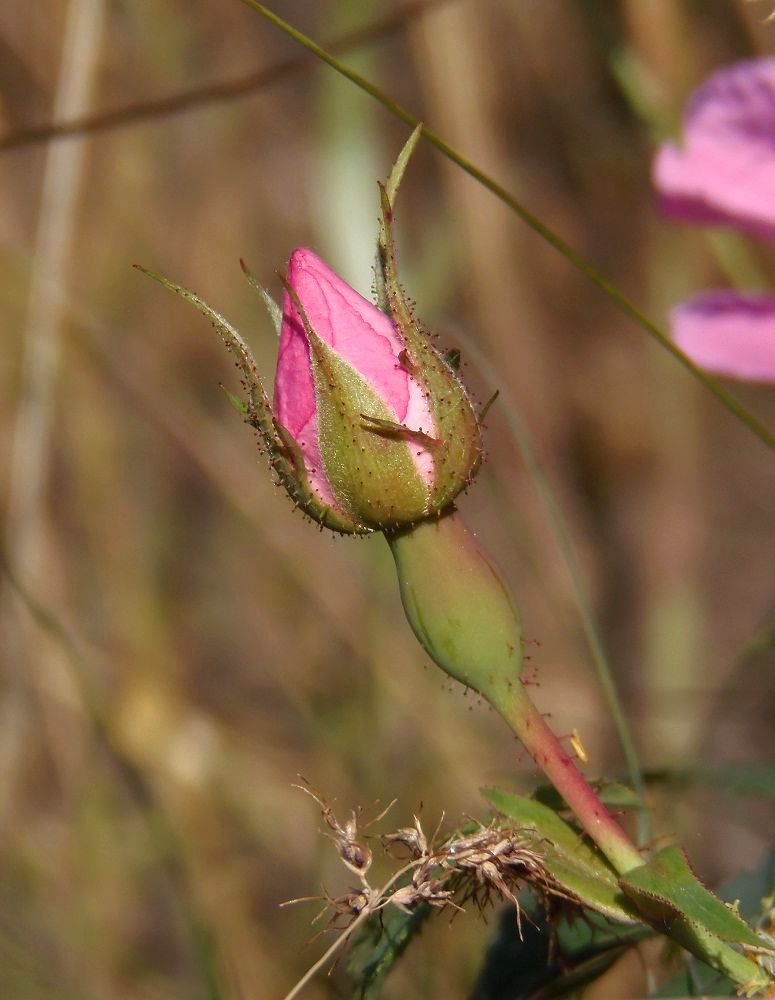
(670, 291, 775, 383)
(653, 57, 775, 384)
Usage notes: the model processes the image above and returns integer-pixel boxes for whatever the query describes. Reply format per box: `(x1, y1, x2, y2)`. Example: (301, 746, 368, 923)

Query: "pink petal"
(280, 248, 410, 413)
(671, 290, 775, 383)
(273, 249, 436, 503)
(653, 58, 775, 240)
(273, 307, 339, 510)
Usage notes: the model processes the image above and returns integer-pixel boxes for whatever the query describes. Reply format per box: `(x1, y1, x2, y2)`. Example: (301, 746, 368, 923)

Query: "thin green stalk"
(239, 0, 775, 452)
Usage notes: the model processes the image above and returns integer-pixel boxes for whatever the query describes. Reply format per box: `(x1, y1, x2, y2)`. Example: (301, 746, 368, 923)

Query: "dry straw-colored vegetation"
(1, 1, 773, 996)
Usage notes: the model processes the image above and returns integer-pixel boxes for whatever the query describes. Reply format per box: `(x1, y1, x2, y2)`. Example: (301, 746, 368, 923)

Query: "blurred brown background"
(1, 1, 774, 996)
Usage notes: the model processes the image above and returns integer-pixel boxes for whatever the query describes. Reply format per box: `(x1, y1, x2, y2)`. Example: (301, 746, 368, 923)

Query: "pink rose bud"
(273, 245, 482, 532)
(138, 128, 484, 534)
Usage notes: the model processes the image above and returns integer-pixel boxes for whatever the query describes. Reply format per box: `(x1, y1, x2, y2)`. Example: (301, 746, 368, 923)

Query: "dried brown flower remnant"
(294, 780, 381, 878)
(382, 814, 428, 860)
(290, 786, 560, 934)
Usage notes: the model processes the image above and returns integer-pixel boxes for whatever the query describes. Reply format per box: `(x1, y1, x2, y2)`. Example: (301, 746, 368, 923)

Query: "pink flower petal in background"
(653, 58, 775, 241)
(671, 290, 775, 383)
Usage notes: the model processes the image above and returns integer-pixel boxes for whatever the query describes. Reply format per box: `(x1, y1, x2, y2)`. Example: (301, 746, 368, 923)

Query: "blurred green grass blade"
(472, 902, 651, 1000)
(655, 961, 735, 997)
(238, 1, 775, 452)
(646, 762, 775, 799)
(533, 779, 645, 812)
(0, 544, 226, 1000)
(348, 905, 429, 999)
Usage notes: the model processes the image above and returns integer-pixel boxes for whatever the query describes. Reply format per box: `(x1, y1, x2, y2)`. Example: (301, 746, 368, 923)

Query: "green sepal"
(135, 265, 367, 535)
(222, 387, 249, 417)
(384, 123, 423, 206)
(282, 279, 431, 528)
(240, 258, 282, 335)
(376, 172, 483, 512)
(484, 788, 643, 925)
(373, 124, 423, 314)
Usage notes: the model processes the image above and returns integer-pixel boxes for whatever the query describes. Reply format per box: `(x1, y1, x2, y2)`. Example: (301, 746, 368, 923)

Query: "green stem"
(460, 336, 649, 844)
(387, 510, 642, 875)
(239, 0, 775, 453)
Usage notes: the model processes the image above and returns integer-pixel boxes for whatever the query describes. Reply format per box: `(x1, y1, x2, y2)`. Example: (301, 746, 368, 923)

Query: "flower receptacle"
(387, 508, 523, 717)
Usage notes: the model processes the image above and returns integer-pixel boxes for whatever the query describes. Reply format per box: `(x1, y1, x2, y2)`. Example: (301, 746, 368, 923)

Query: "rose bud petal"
(274, 248, 439, 530)
(274, 248, 481, 530)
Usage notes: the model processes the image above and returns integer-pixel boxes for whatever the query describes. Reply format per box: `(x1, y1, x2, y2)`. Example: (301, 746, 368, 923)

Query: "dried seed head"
(383, 815, 428, 859)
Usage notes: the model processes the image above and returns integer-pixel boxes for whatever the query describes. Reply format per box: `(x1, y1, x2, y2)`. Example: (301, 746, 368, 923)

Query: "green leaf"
(472, 898, 651, 1000)
(646, 763, 775, 800)
(655, 847, 775, 997)
(240, 258, 282, 335)
(348, 904, 429, 999)
(621, 845, 768, 951)
(534, 779, 645, 812)
(483, 789, 642, 925)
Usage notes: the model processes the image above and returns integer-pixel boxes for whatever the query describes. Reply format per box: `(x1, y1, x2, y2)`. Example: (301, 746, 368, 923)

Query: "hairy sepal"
(136, 265, 367, 535)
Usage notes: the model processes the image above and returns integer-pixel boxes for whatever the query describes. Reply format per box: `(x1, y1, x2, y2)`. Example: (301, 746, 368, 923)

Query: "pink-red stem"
(505, 686, 644, 874)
